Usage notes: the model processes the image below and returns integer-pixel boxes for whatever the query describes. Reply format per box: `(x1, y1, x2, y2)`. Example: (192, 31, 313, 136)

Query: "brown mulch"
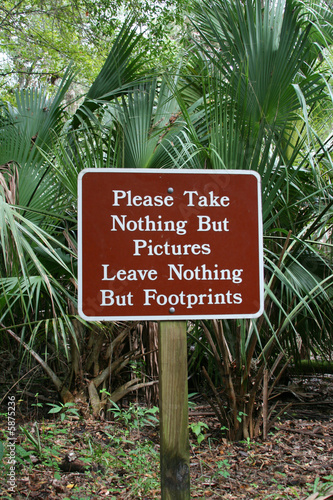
(189, 419, 333, 499)
(1, 374, 333, 499)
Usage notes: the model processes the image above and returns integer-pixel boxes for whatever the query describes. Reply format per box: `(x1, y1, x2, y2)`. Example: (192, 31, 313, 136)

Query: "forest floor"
(1, 374, 333, 500)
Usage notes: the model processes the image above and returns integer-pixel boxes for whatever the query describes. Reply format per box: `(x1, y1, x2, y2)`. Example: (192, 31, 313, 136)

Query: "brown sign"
(78, 169, 264, 320)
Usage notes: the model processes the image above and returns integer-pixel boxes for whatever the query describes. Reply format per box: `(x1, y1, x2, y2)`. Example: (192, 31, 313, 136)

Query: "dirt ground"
(1, 374, 333, 499)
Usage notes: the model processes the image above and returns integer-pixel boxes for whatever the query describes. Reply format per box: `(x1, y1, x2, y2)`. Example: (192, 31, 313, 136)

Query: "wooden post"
(158, 321, 190, 500)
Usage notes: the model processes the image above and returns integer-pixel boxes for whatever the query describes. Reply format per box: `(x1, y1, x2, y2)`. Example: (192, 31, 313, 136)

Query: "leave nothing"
(101, 264, 243, 284)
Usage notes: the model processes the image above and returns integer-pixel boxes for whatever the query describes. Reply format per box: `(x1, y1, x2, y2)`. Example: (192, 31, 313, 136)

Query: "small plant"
(132, 404, 159, 429)
(31, 393, 44, 418)
(14, 444, 33, 465)
(189, 421, 209, 445)
(237, 411, 247, 423)
(31, 393, 43, 409)
(129, 359, 145, 379)
(18, 423, 63, 468)
(47, 402, 80, 422)
(20, 423, 42, 456)
(188, 392, 198, 409)
(215, 459, 231, 478)
(108, 401, 159, 430)
(117, 441, 160, 496)
(306, 475, 333, 497)
(103, 428, 134, 447)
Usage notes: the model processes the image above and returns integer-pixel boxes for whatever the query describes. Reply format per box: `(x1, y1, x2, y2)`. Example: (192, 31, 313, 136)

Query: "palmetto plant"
(0, 1, 332, 441)
(0, 21, 163, 409)
(184, 0, 333, 439)
(0, 66, 79, 402)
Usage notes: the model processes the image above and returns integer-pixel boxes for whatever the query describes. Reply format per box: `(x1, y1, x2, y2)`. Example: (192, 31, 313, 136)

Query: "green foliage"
(20, 423, 43, 456)
(0, 1, 104, 96)
(47, 402, 80, 422)
(10, 419, 160, 497)
(117, 441, 160, 496)
(215, 459, 231, 478)
(13, 444, 33, 464)
(0, 0, 191, 98)
(18, 422, 63, 467)
(189, 421, 209, 444)
(307, 475, 333, 496)
(108, 401, 159, 430)
(184, 0, 333, 440)
(264, 474, 333, 499)
(0, 0, 332, 443)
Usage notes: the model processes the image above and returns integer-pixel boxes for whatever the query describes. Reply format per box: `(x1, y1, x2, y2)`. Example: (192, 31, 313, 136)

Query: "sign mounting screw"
(167, 187, 174, 194)
(169, 307, 175, 314)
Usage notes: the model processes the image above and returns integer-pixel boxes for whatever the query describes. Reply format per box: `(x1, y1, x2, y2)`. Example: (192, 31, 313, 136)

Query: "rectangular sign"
(78, 169, 264, 320)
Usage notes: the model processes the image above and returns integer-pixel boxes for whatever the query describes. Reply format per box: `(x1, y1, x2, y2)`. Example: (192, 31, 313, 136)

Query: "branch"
(0, 69, 66, 78)
(1, 323, 73, 403)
